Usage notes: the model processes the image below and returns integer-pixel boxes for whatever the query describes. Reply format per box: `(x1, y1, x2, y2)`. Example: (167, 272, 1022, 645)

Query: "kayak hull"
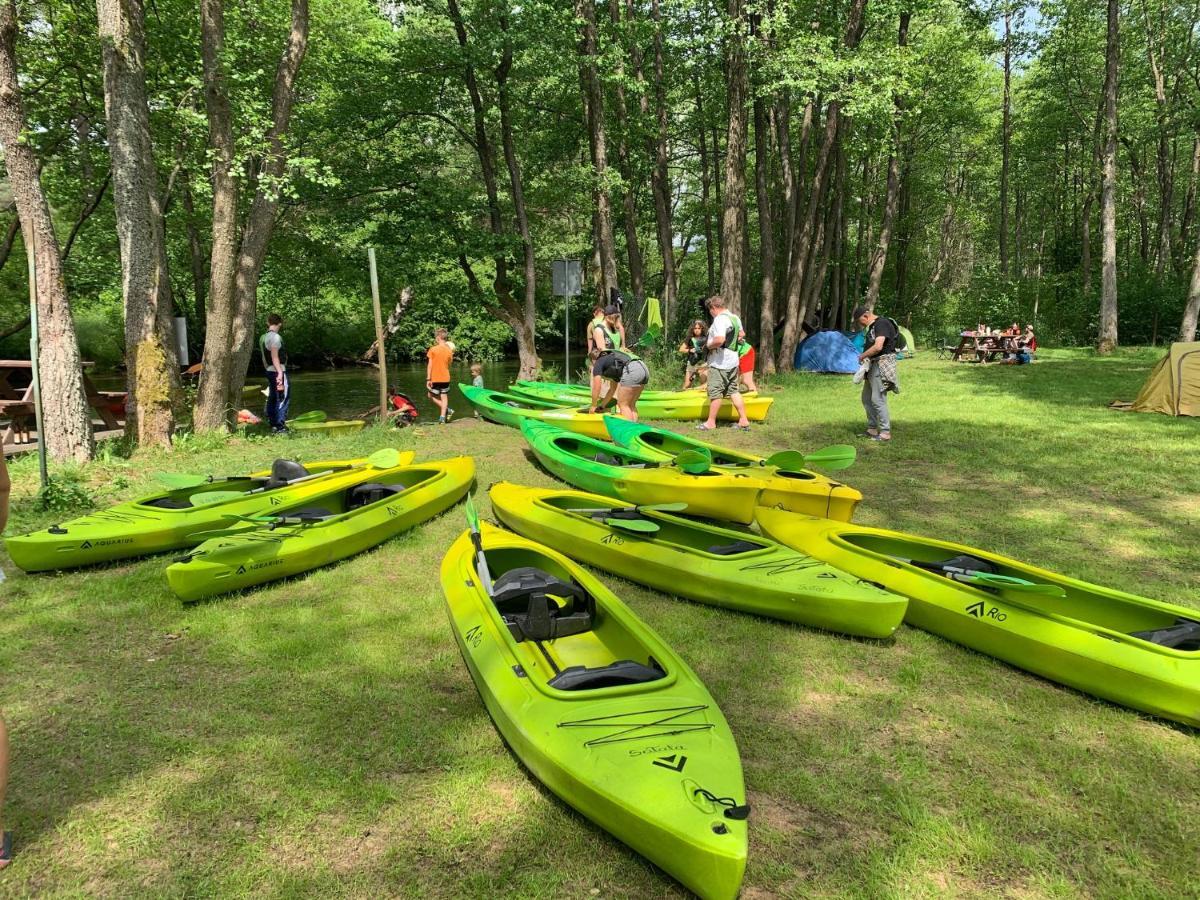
(4, 452, 415, 572)
(604, 416, 862, 522)
(491, 483, 906, 637)
(290, 419, 366, 435)
(755, 507, 1200, 727)
(166, 456, 473, 600)
(510, 380, 774, 422)
(460, 383, 611, 439)
(521, 419, 762, 524)
(441, 524, 747, 900)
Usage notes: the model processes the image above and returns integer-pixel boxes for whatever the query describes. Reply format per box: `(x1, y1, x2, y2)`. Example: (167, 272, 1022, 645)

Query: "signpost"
(26, 232, 47, 487)
(368, 248, 387, 420)
(552, 259, 581, 380)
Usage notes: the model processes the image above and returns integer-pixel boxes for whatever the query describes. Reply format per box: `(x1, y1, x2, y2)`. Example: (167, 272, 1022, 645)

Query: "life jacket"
(596, 320, 623, 353)
(723, 314, 750, 357)
(599, 350, 642, 381)
(686, 336, 706, 365)
(260, 330, 287, 372)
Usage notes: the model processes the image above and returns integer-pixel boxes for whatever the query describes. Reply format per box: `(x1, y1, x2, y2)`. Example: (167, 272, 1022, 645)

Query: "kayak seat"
(549, 657, 666, 692)
(593, 452, 622, 466)
(265, 459, 310, 489)
(707, 540, 763, 556)
(347, 482, 404, 509)
(491, 566, 595, 643)
(285, 507, 335, 522)
(145, 497, 193, 510)
(1130, 618, 1200, 651)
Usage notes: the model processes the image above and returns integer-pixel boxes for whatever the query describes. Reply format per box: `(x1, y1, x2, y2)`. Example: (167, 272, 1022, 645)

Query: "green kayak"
(4, 452, 414, 572)
(509, 380, 775, 422)
(520, 418, 763, 523)
(460, 384, 611, 439)
(604, 416, 863, 521)
(491, 482, 906, 637)
(441, 522, 748, 899)
(756, 507, 1200, 727)
(289, 418, 365, 435)
(167, 456, 474, 601)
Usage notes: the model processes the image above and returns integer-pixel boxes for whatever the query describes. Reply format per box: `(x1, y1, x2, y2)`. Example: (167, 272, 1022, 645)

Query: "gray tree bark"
(719, 0, 749, 314)
(0, 0, 93, 462)
(1098, 0, 1119, 354)
(577, 0, 619, 305)
(97, 0, 182, 448)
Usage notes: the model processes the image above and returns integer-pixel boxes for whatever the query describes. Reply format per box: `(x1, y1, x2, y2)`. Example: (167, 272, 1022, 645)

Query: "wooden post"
(368, 248, 387, 421)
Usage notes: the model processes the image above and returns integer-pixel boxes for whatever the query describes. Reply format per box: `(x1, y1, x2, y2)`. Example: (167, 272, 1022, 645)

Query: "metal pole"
(368, 248, 387, 421)
(564, 294, 569, 383)
(27, 230, 48, 487)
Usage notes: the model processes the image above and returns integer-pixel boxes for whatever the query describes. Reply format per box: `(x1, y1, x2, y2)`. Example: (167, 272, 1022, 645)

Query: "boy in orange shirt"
(426, 328, 455, 423)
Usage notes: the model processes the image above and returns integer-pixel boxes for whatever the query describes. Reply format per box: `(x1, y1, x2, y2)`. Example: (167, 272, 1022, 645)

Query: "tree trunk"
(1081, 189, 1093, 294)
(0, 0, 92, 461)
(754, 86, 776, 373)
(608, 0, 643, 300)
(894, 161, 911, 306)
(227, 0, 309, 406)
(577, 0, 618, 305)
(97, 0, 181, 448)
(864, 10, 909, 310)
(1144, 10, 1172, 277)
(639, 0, 675, 325)
(180, 174, 207, 321)
(1097, 0, 1119, 354)
(719, 0, 748, 313)
(1178, 138, 1200, 272)
(1000, 5, 1011, 276)
(193, 0, 241, 431)
(1183, 232, 1200, 341)
(695, 71, 716, 294)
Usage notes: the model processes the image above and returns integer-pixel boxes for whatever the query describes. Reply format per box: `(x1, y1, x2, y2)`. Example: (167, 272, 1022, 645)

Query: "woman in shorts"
(592, 350, 649, 422)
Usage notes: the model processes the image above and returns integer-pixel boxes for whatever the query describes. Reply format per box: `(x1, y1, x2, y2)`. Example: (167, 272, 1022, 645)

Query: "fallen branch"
(361, 285, 412, 363)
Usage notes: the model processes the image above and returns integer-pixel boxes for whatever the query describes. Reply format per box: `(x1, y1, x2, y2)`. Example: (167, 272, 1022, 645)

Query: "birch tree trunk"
(193, 0, 241, 431)
(97, 0, 181, 447)
(719, 0, 748, 313)
(0, 0, 93, 462)
(227, 0, 309, 406)
(1183, 235, 1200, 340)
(1097, 0, 1119, 354)
(754, 90, 777, 373)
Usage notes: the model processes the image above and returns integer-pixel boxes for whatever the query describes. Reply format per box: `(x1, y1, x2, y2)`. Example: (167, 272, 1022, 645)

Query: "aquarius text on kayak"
(966, 601, 1007, 621)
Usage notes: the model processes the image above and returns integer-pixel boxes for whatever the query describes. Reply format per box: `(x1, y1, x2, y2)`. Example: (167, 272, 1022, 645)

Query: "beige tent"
(1116, 342, 1200, 417)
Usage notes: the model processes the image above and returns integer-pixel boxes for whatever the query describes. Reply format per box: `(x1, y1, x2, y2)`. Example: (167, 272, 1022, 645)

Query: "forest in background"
(2, 0, 1200, 459)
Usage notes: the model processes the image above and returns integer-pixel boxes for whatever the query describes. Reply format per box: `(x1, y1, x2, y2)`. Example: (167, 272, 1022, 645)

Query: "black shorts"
(428, 382, 450, 395)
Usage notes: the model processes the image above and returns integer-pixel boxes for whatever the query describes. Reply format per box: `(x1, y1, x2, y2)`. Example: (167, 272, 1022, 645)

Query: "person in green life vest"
(698, 295, 751, 431)
(260, 313, 289, 433)
(589, 304, 626, 412)
(678, 319, 709, 390)
(593, 349, 649, 421)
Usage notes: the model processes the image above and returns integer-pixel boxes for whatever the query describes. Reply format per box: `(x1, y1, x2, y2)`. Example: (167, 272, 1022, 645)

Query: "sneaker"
(446, 408, 455, 422)
(852, 360, 871, 384)
(437, 416, 446, 425)
(271, 426, 289, 435)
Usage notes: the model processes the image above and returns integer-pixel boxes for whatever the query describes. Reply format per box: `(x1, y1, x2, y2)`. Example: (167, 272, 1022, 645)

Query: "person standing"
(426, 328, 455, 424)
(589, 305, 625, 412)
(260, 313, 289, 433)
(0, 450, 10, 869)
(592, 350, 649, 421)
(852, 305, 900, 442)
(698, 295, 751, 431)
(678, 319, 708, 390)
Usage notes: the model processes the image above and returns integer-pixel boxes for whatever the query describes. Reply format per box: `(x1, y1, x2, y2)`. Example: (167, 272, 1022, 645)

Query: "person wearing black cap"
(852, 304, 899, 441)
(589, 304, 626, 412)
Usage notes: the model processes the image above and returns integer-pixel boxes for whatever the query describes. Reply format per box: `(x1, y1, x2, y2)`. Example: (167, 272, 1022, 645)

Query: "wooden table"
(950, 335, 1017, 363)
(0, 359, 125, 446)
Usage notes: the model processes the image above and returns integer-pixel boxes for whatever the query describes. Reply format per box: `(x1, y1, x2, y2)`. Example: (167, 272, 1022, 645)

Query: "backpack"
(870, 317, 906, 352)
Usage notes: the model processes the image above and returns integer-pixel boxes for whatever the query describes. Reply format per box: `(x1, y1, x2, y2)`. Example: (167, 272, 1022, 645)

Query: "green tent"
(898, 326, 916, 359)
(1112, 342, 1200, 417)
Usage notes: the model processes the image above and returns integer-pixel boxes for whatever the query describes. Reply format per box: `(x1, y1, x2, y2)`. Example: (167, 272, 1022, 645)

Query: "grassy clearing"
(1, 349, 1197, 898)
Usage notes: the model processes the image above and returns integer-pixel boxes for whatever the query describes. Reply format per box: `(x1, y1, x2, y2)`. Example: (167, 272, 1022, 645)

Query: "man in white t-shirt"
(699, 295, 750, 431)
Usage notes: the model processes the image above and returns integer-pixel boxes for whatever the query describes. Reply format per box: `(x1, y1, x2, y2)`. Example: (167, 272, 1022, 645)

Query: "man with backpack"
(852, 305, 904, 442)
(698, 295, 751, 431)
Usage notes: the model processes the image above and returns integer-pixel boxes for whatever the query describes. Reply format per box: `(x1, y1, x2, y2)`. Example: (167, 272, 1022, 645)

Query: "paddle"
(157, 444, 400, 491)
(189, 491, 252, 507)
(157, 472, 240, 489)
(243, 447, 403, 494)
(574, 501, 688, 515)
(288, 410, 328, 424)
(464, 495, 493, 595)
(764, 444, 857, 473)
(601, 517, 660, 534)
(900, 555, 1067, 597)
(670, 448, 712, 475)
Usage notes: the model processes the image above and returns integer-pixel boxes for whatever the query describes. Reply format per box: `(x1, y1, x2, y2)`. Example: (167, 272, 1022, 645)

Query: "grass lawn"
(1, 349, 1197, 898)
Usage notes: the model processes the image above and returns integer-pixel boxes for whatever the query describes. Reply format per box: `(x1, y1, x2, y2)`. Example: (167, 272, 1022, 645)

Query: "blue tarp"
(795, 330, 860, 374)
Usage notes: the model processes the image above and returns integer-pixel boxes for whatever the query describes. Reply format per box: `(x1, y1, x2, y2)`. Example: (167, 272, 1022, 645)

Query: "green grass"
(1, 349, 1197, 898)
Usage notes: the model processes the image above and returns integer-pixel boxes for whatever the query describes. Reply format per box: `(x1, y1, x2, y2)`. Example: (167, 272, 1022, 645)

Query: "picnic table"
(950, 334, 1018, 363)
(0, 359, 126, 446)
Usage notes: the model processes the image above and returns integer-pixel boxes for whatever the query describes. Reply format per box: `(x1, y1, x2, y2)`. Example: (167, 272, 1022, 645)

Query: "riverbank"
(0, 351, 1197, 896)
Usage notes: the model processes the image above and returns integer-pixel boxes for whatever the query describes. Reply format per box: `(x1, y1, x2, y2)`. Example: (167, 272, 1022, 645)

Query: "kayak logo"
(464, 625, 482, 649)
(79, 538, 133, 549)
(81, 541, 92, 550)
(652, 754, 688, 772)
(600, 533, 624, 546)
(270, 497, 281, 506)
(387, 507, 398, 518)
(966, 601, 1007, 621)
(236, 565, 246, 575)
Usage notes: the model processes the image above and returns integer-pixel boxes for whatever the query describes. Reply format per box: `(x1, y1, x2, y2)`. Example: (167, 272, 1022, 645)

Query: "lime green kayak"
(756, 507, 1200, 727)
(604, 416, 862, 521)
(460, 383, 611, 439)
(491, 483, 906, 637)
(4, 452, 415, 572)
(510, 380, 774, 422)
(167, 456, 474, 601)
(289, 418, 365, 435)
(441, 522, 748, 899)
(521, 418, 762, 523)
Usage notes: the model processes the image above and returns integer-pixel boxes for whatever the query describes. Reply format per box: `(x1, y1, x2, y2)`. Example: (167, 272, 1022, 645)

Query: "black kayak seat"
(265, 459, 310, 489)
(549, 658, 666, 691)
(707, 539, 763, 556)
(1130, 618, 1200, 651)
(492, 566, 595, 643)
(347, 482, 404, 509)
(283, 506, 334, 522)
(144, 497, 193, 510)
(593, 452, 622, 466)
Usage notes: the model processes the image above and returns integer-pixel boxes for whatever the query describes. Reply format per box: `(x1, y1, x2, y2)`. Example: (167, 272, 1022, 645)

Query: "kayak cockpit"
(481, 547, 670, 693)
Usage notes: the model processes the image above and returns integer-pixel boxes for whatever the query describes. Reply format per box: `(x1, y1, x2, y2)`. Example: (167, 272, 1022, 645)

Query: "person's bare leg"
(617, 386, 642, 421)
(742, 370, 758, 393)
(730, 391, 750, 427)
(590, 373, 603, 412)
(704, 397, 722, 429)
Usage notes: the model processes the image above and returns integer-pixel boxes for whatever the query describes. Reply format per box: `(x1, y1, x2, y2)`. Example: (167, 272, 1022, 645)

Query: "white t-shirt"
(707, 313, 739, 369)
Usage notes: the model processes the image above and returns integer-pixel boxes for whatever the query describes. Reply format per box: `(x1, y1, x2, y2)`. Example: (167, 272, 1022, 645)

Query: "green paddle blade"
(762, 450, 809, 472)
(673, 448, 712, 475)
(640, 501, 689, 513)
(465, 494, 481, 533)
(157, 472, 211, 489)
(959, 571, 1067, 596)
(603, 517, 660, 534)
(764, 444, 857, 473)
(289, 410, 328, 424)
(188, 527, 255, 540)
(365, 447, 402, 469)
(189, 491, 250, 507)
(222, 513, 279, 524)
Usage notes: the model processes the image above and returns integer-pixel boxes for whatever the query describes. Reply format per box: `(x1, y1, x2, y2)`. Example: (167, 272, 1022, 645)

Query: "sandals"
(868, 432, 892, 442)
(730, 424, 751, 431)
(696, 423, 716, 431)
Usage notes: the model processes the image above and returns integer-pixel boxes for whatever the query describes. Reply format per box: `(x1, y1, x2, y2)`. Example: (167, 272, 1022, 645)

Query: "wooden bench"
(0, 399, 35, 443)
